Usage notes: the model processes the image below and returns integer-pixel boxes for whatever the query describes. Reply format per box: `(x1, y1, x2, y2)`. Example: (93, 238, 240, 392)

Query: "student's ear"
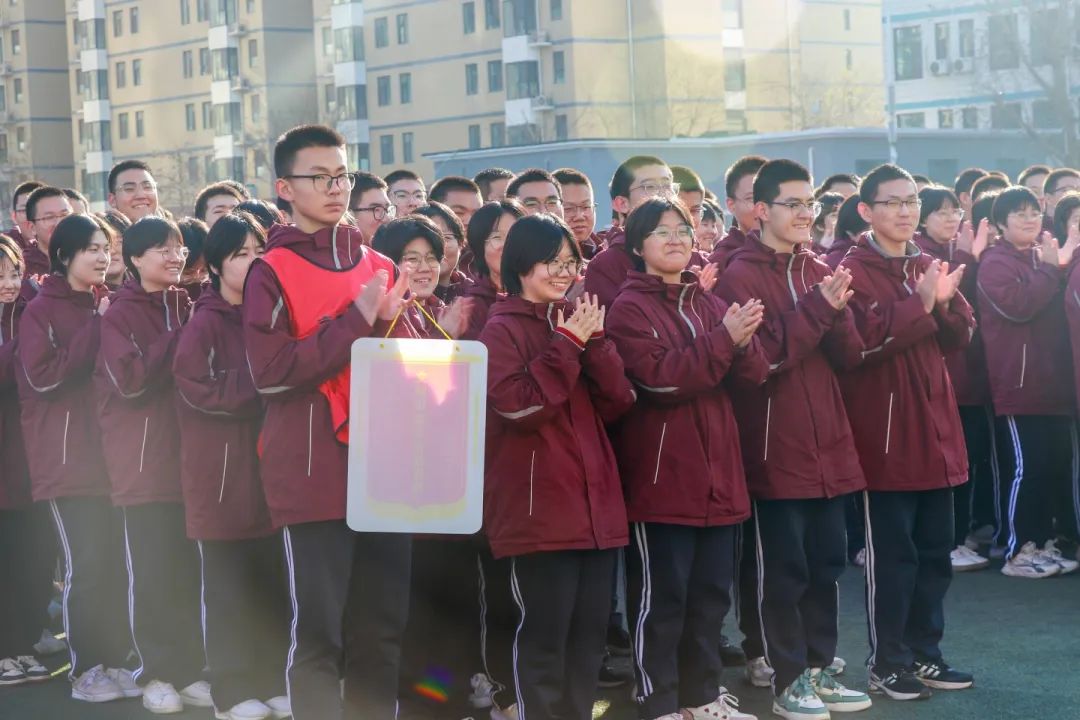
(726, 196, 737, 214)
(857, 201, 874, 225)
(107, 194, 117, 210)
(612, 195, 631, 219)
(275, 177, 295, 203)
(753, 201, 770, 226)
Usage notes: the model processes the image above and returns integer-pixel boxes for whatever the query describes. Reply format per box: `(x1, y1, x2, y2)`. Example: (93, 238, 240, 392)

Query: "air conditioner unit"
(232, 77, 252, 91)
(529, 30, 552, 47)
(0, 63, 12, 76)
(228, 23, 248, 36)
(532, 95, 554, 110)
(952, 57, 974, 74)
(929, 60, 951, 76)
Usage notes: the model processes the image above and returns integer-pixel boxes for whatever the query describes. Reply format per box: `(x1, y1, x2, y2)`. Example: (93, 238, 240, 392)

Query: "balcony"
(331, 1, 364, 30)
(214, 133, 245, 159)
(528, 30, 551, 47)
(76, 0, 105, 21)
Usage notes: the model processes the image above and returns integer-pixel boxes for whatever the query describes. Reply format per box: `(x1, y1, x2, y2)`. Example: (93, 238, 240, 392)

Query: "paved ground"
(2, 561, 1076, 719)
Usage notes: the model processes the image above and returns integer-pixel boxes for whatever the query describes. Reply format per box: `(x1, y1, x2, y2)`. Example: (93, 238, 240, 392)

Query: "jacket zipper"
(306, 403, 314, 477)
(653, 422, 668, 484)
(786, 255, 798, 302)
(138, 416, 149, 473)
(528, 450, 536, 517)
(763, 398, 772, 461)
(218, 443, 229, 503)
(61, 411, 70, 465)
(677, 286, 697, 338)
(884, 392, 894, 455)
(1018, 343, 1027, 389)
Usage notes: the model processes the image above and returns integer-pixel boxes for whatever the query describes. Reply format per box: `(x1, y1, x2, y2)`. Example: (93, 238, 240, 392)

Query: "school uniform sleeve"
(727, 335, 770, 386)
(933, 291, 975, 354)
(99, 312, 181, 400)
(976, 254, 1062, 323)
(820, 306, 866, 371)
(173, 321, 261, 418)
(583, 252, 625, 310)
(17, 306, 100, 394)
(481, 318, 584, 431)
(606, 297, 740, 403)
(841, 261, 938, 367)
(580, 333, 637, 424)
(241, 260, 375, 396)
(0, 338, 17, 390)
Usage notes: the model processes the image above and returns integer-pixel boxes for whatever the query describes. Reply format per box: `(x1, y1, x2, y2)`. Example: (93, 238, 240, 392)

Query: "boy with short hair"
(553, 168, 601, 259)
(710, 155, 767, 270)
(242, 124, 412, 720)
(953, 168, 988, 218)
(384, 169, 427, 217)
(10, 182, 47, 276)
(193, 182, 243, 228)
(108, 160, 160, 221)
(506, 168, 563, 218)
(348, 171, 395, 244)
(474, 167, 515, 202)
(430, 176, 484, 227)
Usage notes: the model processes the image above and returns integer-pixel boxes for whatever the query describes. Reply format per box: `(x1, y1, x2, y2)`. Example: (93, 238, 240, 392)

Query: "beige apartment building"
(3, 0, 884, 214)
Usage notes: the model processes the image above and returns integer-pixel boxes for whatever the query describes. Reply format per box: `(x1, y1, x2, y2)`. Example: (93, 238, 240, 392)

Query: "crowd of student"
(1, 122, 1079, 720)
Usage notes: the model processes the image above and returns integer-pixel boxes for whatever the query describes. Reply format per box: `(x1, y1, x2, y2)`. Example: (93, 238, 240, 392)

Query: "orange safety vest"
(261, 244, 395, 444)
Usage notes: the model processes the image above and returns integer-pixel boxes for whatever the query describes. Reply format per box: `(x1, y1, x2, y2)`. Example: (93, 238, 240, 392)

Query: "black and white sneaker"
(0, 658, 28, 686)
(15, 656, 50, 682)
(911, 659, 974, 690)
(868, 668, 931, 701)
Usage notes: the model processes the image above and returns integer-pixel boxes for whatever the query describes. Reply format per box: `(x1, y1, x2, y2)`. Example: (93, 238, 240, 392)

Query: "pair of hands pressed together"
(352, 268, 412, 326)
(915, 259, 966, 314)
(557, 293, 605, 344)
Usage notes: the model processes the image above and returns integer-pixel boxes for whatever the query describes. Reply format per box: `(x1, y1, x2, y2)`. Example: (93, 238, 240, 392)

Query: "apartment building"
(0, 0, 75, 207)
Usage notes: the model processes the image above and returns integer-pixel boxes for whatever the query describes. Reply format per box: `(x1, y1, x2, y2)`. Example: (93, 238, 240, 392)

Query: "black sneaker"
(911, 659, 974, 690)
(719, 634, 747, 667)
(869, 668, 932, 700)
(598, 653, 633, 688)
(606, 625, 632, 658)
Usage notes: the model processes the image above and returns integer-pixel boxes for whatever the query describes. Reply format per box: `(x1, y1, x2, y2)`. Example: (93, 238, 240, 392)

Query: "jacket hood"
(486, 294, 566, 326)
(619, 269, 702, 298)
(265, 222, 366, 271)
(730, 236, 816, 269)
(846, 232, 923, 275)
(464, 274, 500, 302)
(38, 274, 97, 307)
(192, 284, 239, 318)
(112, 278, 170, 306)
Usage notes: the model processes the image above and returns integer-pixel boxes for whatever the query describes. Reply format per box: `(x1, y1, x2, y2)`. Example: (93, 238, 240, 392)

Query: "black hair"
(858, 164, 915, 205)
(413, 201, 465, 243)
(220, 179, 251, 200)
(467, 199, 526, 278)
(501, 214, 581, 296)
(430, 176, 481, 204)
(971, 191, 1000, 233)
(204, 211, 265, 291)
(235, 199, 285, 231)
(473, 168, 515, 199)
(724, 155, 768, 200)
(273, 124, 346, 179)
(917, 186, 961, 230)
(1018, 164, 1052, 186)
(108, 160, 154, 195)
(0, 233, 24, 272)
(990, 186, 1041, 229)
(702, 199, 723, 224)
(1045, 168, 1080, 196)
(953, 167, 988, 197)
(835, 194, 869, 243)
(624, 197, 695, 272)
(349, 171, 388, 207)
(123, 216, 183, 281)
(815, 172, 859, 198)
(1053, 192, 1080, 244)
(194, 182, 244, 221)
(371, 215, 445, 266)
(62, 188, 90, 212)
(671, 165, 705, 194)
(971, 174, 1009, 202)
(49, 213, 115, 275)
(384, 169, 425, 188)
(12, 181, 43, 210)
(25, 186, 68, 222)
(610, 155, 668, 201)
(911, 174, 932, 186)
(753, 159, 812, 205)
(506, 168, 561, 200)
(552, 168, 591, 188)
(177, 217, 209, 268)
(813, 192, 845, 233)
(99, 209, 132, 235)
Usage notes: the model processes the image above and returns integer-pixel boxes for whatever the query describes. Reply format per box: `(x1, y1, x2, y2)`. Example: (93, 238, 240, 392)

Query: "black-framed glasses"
(284, 173, 357, 192)
(767, 200, 823, 216)
(547, 258, 582, 277)
(870, 198, 922, 212)
(350, 204, 396, 221)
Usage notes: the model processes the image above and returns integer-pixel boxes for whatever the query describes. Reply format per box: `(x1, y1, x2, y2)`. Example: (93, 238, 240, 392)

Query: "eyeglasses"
(118, 181, 158, 195)
(629, 180, 680, 197)
(1009, 210, 1044, 222)
(392, 190, 427, 203)
(870, 198, 922, 212)
(441, 232, 460, 246)
(284, 173, 357, 192)
(351, 204, 396, 221)
(547, 258, 582, 277)
(563, 202, 596, 217)
(934, 208, 965, 219)
(33, 210, 73, 225)
(401, 252, 441, 270)
(649, 225, 694, 242)
(521, 198, 563, 212)
(148, 245, 190, 260)
(767, 200, 822, 216)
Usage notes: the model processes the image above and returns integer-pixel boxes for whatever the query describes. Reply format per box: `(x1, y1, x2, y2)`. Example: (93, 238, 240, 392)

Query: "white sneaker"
(950, 545, 990, 572)
(105, 667, 142, 698)
(0, 657, 27, 686)
(773, 671, 828, 719)
(1001, 542, 1060, 578)
(853, 548, 866, 567)
(684, 689, 756, 719)
(14, 655, 50, 682)
(180, 679, 214, 707)
(34, 629, 68, 656)
(1038, 540, 1079, 575)
(469, 673, 496, 708)
(826, 656, 846, 675)
(142, 680, 184, 714)
(745, 656, 774, 688)
(265, 695, 291, 719)
(71, 665, 124, 702)
(491, 703, 519, 720)
(215, 698, 272, 720)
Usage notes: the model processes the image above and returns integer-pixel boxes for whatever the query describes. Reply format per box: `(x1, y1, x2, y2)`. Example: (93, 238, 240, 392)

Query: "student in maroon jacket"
(415, 201, 473, 303)
(716, 160, 870, 719)
(708, 155, 767, 271)
(173, 212, 290, 720)
(17, 214, 139, 703)
(8, 181, 48, 278)
(838, 164, 974, 700)
(606, 197, 767, 720)
(823, 194, 869, 270)
(553, 168, 603, 259)
(460, 199, 525, 340)
(242, 125, 412, 720)
(25, 186, 74, 278)
(976, 186, 1080, 579)
(96, 216, 207, 714)
(481, 214, 635, 720)
(584, 155, 677, 309)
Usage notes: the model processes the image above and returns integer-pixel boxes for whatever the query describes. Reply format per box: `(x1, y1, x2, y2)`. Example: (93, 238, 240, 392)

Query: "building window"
(893, 26, 922, 81)
(505, 60, 539, 100)
(380, 134, 394, 164)
(555, 113, 568, 140)
(988, 14, 1019, 70)
(322, 26, 332, 56)
(12, 78, 20, 103)
(202, 101, 213, 129)
(182, 50, 193, 78)
(181, 0, 191, 25)
(843, 8, 851, 31)
(722, 0, 742, 29)
(130, 7, 139, 33)
(487, 60, 503, 91)
(334, 26, 364, 62)
(16, 126, 24, 151)
(402, 131, 414, 163)
(399, 72, 412, 103)
(723, 49, 745, 91)
(1029, 9, 1059, 67)
(251, 94, 260, 122)
(185, 103, 196, 130)
(896, 112, 925, 128)
(337, 84, 368, 120)
(10, 28, 19, 53)
(468, 123, 481, 149)
(246, 0, 255, 11)
(113, 10, 123, 36)
(465, 63, 478, 95)
(508, 123, 538, 146)
(132, 59, 142, 86)
(199, 47, 210, 75)
(490, 121, 505, 147)
(377, 75, 391, 105)
(845, 49, 853, 70)
(374, 17, 388, 48)
(553, 51, 565, 84)
(551, 0, 562, 21)
(934, 22, 948, 61)
(396, 13, 408, 44)
(248, 39, 258, 67)
(324, 82, 335, 114)
(135, 111, 144, 137)
(938, 109, 954, 129)
(116, 61, 127, 87)
(212, 47, 239, 80)
(187, 156, 200, 183)
(0, 87, 5, 111)
(991, 102, 1022, 129)
(118, 112, 129, 139)
(197, 0, 207, 21)
(961, 106, 978, 129)
(0, 134, 6, 163)
(484, 0, 500, 29)
(958, 19, 974, 58)
(1033, 100, 1058, 129)
(463, 1, 475, 34)
(504, 0, 536, 37)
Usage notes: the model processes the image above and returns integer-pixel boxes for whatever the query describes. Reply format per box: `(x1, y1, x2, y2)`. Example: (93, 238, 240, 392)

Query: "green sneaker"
(772, 671, 829, 720)
(811, 668, 872, 712)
